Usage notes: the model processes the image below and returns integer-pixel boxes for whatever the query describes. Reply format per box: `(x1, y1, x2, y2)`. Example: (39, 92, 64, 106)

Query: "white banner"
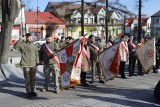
(99, 43, 120, 81)
(136, 37, 156, 72)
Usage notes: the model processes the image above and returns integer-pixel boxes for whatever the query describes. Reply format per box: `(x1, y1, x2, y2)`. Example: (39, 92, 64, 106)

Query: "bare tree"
(45, 22, 58, 34)
(0, 0, 21, 64)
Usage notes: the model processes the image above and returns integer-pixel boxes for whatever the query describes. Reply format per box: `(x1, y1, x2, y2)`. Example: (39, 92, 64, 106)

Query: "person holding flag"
(39, 34, 60, 94)
(87, 35, 104, 83)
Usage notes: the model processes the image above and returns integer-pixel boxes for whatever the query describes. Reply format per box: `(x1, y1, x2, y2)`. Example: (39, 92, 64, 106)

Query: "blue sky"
(27, 0, 160, 16)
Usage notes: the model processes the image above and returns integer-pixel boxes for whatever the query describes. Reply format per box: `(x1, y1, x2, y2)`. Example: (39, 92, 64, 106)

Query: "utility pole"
(105, 0, 109, 43)
(138, 0, 142, 42)
(37, 0, 39, 37)
(81, 0, 84, 36)
(123, 13, 126, 35)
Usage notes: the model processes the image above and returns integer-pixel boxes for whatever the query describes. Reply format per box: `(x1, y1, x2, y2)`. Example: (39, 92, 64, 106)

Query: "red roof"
(125, 18, 148, 26)
(25, 11, 65, 24)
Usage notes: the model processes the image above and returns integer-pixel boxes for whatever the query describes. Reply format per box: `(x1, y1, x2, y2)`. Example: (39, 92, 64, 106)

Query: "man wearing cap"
(87, 35, 104, 83)
(14, 33, 39, 97)
(39, 33, 60, 94)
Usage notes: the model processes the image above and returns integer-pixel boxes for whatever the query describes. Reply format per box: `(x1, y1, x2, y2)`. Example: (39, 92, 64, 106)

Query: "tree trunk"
(0, 0, 20, 64)
(0, 19, 13, 63)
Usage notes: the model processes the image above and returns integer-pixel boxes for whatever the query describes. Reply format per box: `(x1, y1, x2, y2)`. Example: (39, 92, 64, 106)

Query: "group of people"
(14, 33, 160, 97)
(107, 34, 160, 79)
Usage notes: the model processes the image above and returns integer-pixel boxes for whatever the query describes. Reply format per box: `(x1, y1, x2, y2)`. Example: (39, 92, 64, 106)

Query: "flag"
(99, 43, 120, 81)
(59, 39, 85, 88)
(136, 37, 156, 73)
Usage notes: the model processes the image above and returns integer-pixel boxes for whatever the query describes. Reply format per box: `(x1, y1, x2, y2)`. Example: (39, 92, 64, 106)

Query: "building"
(45, 2, 123, 39)
(151, 10, 160, 38)
(25, 10, 66, 40)
(125, 17, 150, 38)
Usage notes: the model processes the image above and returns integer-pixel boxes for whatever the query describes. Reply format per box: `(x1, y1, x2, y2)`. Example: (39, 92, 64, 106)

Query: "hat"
(66, 36, 73, 40)
(61, 36, 65, 40)
(88, 35, 94, 39)
(45, 34, 52, 38)
(25, 33, 31, 38)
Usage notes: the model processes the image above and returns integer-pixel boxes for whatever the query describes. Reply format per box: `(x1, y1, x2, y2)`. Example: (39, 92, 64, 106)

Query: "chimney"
(29, 9, 32, 12)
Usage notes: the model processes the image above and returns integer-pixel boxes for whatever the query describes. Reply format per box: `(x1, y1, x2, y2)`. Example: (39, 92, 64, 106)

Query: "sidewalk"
(0, 58, 160, 107)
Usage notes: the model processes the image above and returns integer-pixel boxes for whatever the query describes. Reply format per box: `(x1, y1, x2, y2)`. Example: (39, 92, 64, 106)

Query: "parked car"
(34, 38, 46, 47)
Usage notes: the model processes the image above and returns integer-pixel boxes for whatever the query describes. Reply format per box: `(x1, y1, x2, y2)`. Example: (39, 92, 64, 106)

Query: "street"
(0, 63, 160, 107)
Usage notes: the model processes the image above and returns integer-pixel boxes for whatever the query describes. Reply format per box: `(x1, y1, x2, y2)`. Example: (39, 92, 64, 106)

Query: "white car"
(34, 38, 46, 46)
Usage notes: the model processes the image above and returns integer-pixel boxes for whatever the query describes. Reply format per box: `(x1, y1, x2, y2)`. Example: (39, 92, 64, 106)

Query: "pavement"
(0, 57, 160, 107)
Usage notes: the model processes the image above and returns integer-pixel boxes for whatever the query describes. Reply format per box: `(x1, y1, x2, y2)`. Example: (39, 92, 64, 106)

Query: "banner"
(99, 43, 120, 81)
(59, 39, 85, 88)
(136, 37, 156, 73)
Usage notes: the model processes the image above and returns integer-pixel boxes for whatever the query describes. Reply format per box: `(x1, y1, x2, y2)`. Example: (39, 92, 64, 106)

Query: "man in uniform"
(14, 33, 39, 97)
(88, 35, 104, 83)
(39, 34, 60, 94)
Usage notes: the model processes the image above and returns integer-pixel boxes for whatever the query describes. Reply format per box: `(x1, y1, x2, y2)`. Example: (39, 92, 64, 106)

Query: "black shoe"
(31, 92, 37, 96)
(90, 80, 95, 84)
(70, 86, 76, 89)
(81, 83, 89, 87)
(132, 74, 137, 76)
(99, 80, 105, 84)
(27, 93, 32, 97)
(129, 74, 132, 77)
(153, 71, 158, 73)
(121, 76, 127, 79)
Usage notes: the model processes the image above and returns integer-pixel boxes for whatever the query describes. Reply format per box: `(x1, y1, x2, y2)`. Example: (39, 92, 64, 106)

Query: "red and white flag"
(59, 39, 85, 88)
(43, 43, 60, 68)
(99, 43, 120, 81)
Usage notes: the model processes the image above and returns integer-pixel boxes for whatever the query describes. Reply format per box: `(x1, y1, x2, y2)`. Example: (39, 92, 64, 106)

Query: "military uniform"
(88, 40, 104, 83)
(39, 39, 60, 93)
(14, 34, 39, 96)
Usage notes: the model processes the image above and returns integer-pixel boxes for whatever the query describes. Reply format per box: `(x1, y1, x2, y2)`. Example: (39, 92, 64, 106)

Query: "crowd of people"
(14, 33, 160, 97)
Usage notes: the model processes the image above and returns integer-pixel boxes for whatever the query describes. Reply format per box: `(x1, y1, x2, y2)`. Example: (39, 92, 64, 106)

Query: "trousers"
(23, 67, 37, 93)
(43, 64, 59, 90)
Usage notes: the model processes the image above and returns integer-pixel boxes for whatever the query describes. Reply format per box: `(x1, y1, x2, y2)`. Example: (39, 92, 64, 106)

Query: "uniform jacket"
(88, 41, 103, 61)
(14, 39, 39, 67)
(39, 41, 59, 65)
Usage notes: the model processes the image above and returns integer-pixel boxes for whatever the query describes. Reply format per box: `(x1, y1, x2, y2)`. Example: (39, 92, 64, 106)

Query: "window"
(111, 19, 114, 24)
(77, 17, 81, 23)
(71, 18, 76, 24)
(156, 19, 160, 24)
(90, 18, 93, 23)
(99, 18, 104, 24)
(84, 18, 88, 24)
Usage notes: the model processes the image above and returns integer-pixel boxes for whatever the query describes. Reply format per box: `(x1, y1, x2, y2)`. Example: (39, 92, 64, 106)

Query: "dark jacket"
(88, 41, 103, 61)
